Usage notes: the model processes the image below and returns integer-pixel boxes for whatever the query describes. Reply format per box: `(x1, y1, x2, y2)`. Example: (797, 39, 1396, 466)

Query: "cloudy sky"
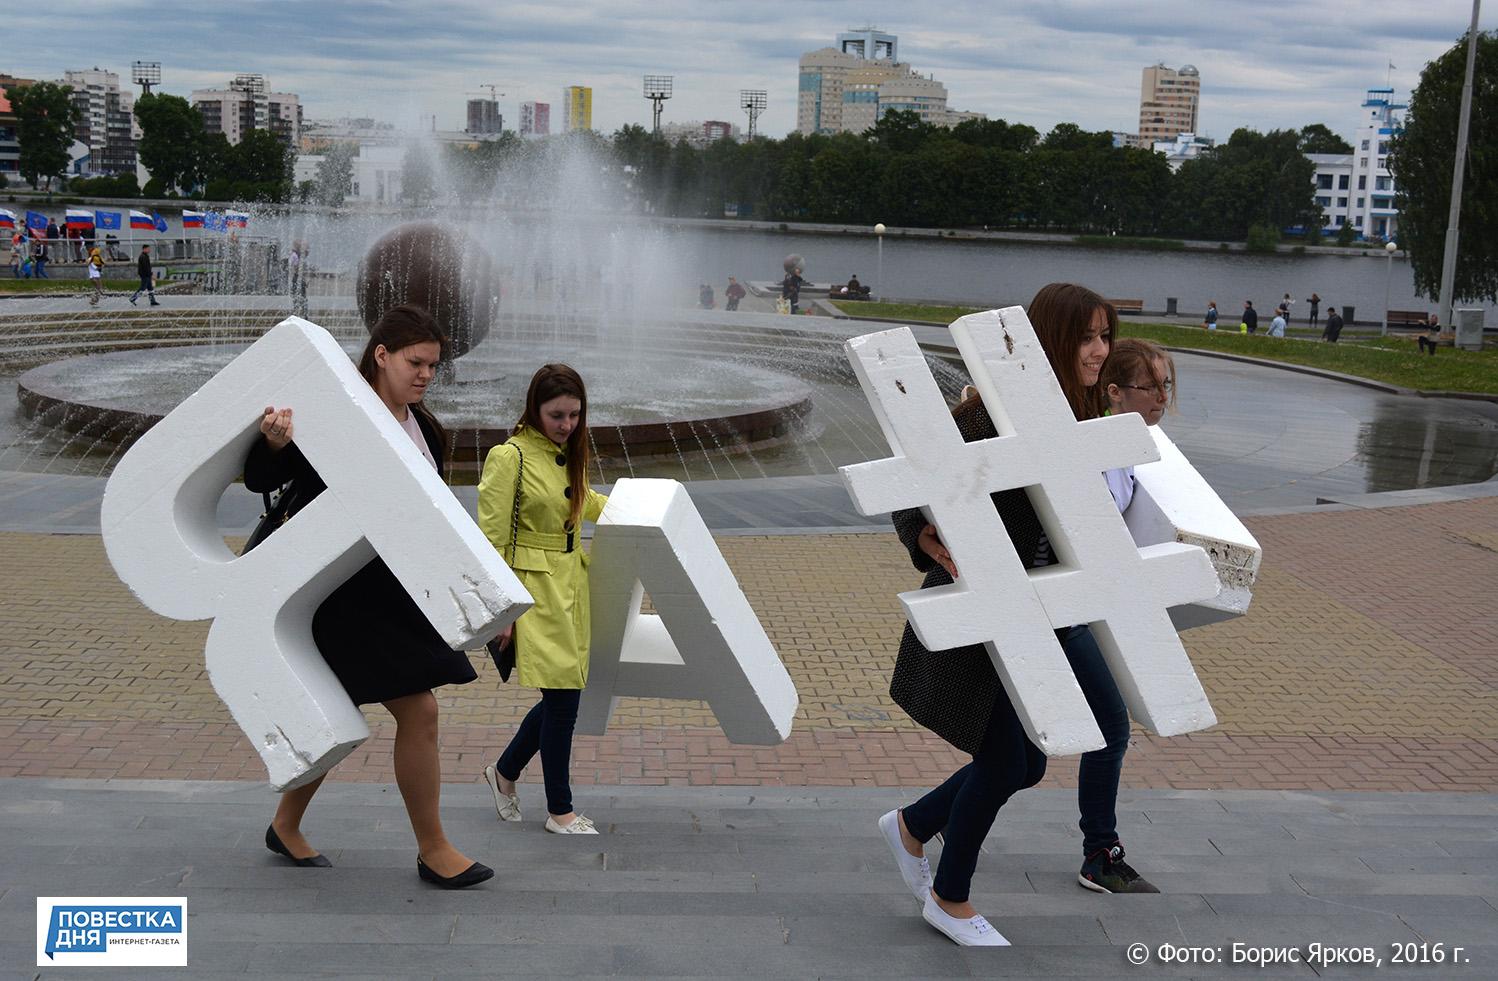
(11, 1, 1495, 140)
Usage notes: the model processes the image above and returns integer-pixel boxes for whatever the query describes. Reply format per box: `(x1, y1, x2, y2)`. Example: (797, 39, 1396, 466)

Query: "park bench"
(1108, 298, 1144, 314)
(1386, 309, 1431, 330)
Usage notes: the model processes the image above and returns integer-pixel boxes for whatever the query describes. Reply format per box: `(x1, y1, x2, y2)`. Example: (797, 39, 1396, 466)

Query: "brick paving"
(2, 496, 1496, 792)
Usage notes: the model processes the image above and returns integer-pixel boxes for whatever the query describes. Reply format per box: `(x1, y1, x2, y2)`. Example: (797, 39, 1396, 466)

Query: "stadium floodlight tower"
(740, 90, 767, 140)
(643, 75, 673, 134)
(132, 61, 161, 96)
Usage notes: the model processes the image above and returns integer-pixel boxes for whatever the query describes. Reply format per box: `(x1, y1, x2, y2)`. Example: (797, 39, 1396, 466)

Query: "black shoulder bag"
(485, 445, 524, 682)
(240, 481, 305, 554)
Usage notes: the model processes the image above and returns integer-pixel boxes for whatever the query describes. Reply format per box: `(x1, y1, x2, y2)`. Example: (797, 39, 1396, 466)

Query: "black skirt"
(311, 556, 477, 705)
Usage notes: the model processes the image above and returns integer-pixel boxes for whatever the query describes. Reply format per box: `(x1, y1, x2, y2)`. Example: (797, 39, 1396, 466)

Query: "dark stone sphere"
(356, 222, 498, 358)
(783, 253, 804, 274)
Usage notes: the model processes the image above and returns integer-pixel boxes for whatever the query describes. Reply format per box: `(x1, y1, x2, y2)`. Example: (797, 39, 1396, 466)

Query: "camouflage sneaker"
(1078, 843, 1159, 894)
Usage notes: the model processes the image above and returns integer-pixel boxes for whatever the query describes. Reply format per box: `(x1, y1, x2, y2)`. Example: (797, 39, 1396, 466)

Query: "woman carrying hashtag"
(878, 282, 1144, 947)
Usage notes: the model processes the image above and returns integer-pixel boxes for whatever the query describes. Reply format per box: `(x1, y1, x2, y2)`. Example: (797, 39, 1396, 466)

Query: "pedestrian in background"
(1322, 306, 1344, 343)
(31, 235, 49, 279)
(129, 245, 159, 307)
(86, 245, 105, 306)
(1203, 301, 1218, 330)
(1305, 292, 1321, 328)
(724, 276, 746, 311)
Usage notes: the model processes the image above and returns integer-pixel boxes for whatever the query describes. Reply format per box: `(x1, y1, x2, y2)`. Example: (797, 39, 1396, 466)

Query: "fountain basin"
(17, 341, 815, 471)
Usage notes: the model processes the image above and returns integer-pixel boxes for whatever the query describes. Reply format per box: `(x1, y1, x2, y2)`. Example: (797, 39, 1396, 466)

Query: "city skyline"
(7, 1, 1494, 141)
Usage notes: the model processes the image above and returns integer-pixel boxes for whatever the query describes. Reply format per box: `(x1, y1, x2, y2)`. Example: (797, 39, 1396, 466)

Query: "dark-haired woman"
(246, 303, 493, 889)
(478, 364, 608, 834)
(878, 283, 1156, 947)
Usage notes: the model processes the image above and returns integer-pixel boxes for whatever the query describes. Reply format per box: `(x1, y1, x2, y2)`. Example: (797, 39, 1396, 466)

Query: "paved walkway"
(3, 780, 1497, 978)
(3, 496, 1497, 793)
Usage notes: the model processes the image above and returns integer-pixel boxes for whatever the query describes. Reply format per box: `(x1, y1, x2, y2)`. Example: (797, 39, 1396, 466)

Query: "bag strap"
(508, 445, 524, 564)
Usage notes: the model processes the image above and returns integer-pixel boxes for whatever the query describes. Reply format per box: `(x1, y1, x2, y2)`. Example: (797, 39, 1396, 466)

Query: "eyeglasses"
(1118, 382, 1173, 398)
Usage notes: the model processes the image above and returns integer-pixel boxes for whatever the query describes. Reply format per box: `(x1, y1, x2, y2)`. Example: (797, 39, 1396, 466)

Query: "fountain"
(4, 134, 960, 481)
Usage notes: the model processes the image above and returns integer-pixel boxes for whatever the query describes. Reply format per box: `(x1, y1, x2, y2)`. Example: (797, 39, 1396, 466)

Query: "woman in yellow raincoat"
(477, 364, 608, 834)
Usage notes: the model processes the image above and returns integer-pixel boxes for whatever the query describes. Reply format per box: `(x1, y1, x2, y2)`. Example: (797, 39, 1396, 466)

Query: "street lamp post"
(1382, 240, 1398, 336)
(874, 223, 886, 303)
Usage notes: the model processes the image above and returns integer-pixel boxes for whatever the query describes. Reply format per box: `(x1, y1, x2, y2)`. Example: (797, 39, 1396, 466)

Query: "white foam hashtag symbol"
(839, 308, 1220, 755)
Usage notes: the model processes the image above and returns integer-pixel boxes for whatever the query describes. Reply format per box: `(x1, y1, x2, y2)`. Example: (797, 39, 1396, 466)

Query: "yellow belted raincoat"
(477, 425, 608, 689)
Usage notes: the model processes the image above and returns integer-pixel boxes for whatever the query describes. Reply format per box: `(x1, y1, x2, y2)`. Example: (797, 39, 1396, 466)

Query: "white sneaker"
(878, 809, 932, 905)
(544, 814, 599, 835)
(481, 764, 522, 822)
(921, 892, 1010, 947)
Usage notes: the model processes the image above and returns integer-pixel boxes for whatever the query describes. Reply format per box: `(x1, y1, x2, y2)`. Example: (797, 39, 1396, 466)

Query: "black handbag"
(240, 481, 304, 554)
(485, 445, 524, 682)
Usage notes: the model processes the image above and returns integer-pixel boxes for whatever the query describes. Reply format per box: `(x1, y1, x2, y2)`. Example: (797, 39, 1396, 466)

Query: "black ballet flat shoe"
(265, 825, 332, 867)
(417, 856, 495, 889)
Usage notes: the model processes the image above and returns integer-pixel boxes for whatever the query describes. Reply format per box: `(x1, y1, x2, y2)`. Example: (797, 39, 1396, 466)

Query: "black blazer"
(888, 399, 1054, 754)
(241, 410, 476, 705)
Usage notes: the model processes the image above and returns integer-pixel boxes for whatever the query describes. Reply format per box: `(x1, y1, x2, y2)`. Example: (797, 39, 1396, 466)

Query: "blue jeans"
(901, 683, 1047, 903)
(1061, 624, 1131, 857)
(496, 688, 581, 816)
(901, 624, 1129, 901)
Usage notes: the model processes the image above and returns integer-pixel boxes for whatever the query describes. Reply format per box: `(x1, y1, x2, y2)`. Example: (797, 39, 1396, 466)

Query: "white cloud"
(10, 0, 1495, 139)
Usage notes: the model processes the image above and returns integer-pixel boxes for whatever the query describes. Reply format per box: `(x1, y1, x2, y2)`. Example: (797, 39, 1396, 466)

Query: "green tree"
(400, 142, 437, 205)
(866, 109, 935, 153)
(1391, 30, 1498, 304)
(9, 82, 79, 191)
(134, 93, 206, 193)
(1298, 123, 1353, 154)
(313, 141, 356, 206)
(235, 128, 293, 200)
(1168, 128, 1318, 240)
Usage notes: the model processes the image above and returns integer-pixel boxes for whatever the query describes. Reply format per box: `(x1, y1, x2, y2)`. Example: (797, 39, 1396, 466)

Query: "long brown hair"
(356, 303, 448, 462)
(515, 363, 592, 529)
(1100, 337, 1177, 413)
(1026, 282, 1115, 421)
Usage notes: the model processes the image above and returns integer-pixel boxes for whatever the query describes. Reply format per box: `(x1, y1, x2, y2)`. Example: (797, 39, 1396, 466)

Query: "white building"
(1151, 132, 1213, 172)
(192, 74, 302, 147)
(61, 68, 139, 176)
(1306, 88, 1404, 241)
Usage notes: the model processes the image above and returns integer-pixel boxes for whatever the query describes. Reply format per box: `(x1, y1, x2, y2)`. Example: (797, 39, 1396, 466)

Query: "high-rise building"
(0, 74, 38, 180)
(798, 31, 971, 135)
(1137, 64, 1199, 146)
(520, 101, 550, 137)
(562, 86, 592, 132)
(61, 68, 139, 176)
(466, 99, 502, 134)
(1306, 88, 1406, 241)
(191, 74, 302, 147)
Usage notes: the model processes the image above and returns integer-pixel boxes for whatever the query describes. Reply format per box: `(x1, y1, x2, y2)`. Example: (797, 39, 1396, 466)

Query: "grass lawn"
(0, 278, 141, 293)
(831, 300, 1498, 396)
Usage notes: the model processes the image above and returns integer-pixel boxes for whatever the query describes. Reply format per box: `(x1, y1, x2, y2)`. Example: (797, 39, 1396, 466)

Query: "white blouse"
(398, 410, 438, 470)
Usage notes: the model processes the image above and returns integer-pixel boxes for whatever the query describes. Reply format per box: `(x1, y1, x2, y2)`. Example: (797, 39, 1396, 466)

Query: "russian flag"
(65, 208, 95, 230)
(95, 211, 122, 231)
(130, 210, 156, 230)
(226, 210, 249, 228)
(0, 209, 15, 230)
(182, 210, 204, 228)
